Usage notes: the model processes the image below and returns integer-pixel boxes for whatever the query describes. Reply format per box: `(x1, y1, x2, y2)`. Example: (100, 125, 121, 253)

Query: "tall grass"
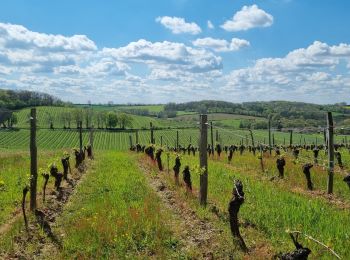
(55, 152, 187, 259)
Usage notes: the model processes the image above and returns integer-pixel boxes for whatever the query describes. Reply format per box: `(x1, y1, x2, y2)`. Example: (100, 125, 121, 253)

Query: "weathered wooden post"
(89, 125, 94, 159)
(215, 130, 219, 142)
(315, 137, 318, 146)
(199, 114, 208, 206)
(323, 128, 327, 146)
(176, 130, 179, 149)
(272, 133, 275, 146)
(79, 121, 83, 154)
(249, 130, 255, 147)
(289, 130, 293, 147)
(135, 130, 139, 144)
(150, 122, 154, 144)
(210, 122, 214, 155)
(268, 118, 272, 155)
(129, 135, 133, 149)
(327, 112, 334, 194)
(161, 135, 163, 147)
(259, 142, 264, 172)
(249, 129, 255, 156)
(167, 151, 169, 174)
(30, 108, 38, 211)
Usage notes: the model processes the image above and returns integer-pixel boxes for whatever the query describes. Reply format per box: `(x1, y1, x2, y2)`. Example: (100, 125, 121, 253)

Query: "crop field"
(0, 126, 347, 151)
(1, 106, 350, 259)
(13, 106, 195, 129)
(2, 145, 349, 258)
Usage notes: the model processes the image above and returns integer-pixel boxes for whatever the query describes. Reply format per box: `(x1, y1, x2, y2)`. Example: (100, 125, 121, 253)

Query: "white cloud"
(0, 23, 97, 52)
(207, 20, 214, 29)
(156, 16, 201, 34)
(222, 41, 350, 103)
(1, 21, 350, 104)
(221, 5, 273, 32)
(103, 39, 222, 72)
(192, 37, 250, 52)
(0, 22, 98, 73)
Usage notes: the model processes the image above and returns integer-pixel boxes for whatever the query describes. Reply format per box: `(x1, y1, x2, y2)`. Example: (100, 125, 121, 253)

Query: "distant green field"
(13, 106, 194, 129)
(13, 106, 271, 131)
(0, 127, 347, 152)
(117, 105, 164, 113)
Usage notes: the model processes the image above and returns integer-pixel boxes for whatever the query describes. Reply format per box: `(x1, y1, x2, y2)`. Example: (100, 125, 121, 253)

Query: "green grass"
(1, 144, 350, 258)
(116, 104, 164, 113)
(162, 151, 350, 259)
(0, 150, 68, 225)
(53, 152, 190, 259)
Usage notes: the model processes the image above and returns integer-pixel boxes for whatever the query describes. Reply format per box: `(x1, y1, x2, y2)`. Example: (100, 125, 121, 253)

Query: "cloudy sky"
(0, 0, 349, 104)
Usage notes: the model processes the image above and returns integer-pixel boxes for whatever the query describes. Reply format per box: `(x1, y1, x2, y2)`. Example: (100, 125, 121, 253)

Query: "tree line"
(58, 108, 134, 130)
(165, 100, 350, 128)
(0, 89, 67, 110)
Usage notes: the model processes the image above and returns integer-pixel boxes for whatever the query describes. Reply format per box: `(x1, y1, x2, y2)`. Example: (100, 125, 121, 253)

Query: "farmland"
(1, 105, 350, 259)
(0, 126, 347, 152)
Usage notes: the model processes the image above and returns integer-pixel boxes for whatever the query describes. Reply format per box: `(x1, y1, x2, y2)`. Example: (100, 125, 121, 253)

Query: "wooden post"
(289, 130, 293, 146)
(272, 133, 275, 146)
(268, 118, 272, 155)
(167, 152, 169, 174)
(161, 136, 163, 147)
(30, 108, 38, 211)
(89, 125, 94, 159)
(259, 142, 264, 172)
(79, 121, 83, 153)
(210, 122, 214, 154)
(176, 130, 179, 149)
(136, 130, 139, 144)
(249, 130, 255, 147)
(150, 122, 154, 144)
(323, 128, 327, 146)
(245, 135, 248, 146)
(129, 135, 133, 148)
(199, 115, 208, 206)
(327, 112, 334, 194)
(299, 135, 302, 146)
(215, 130, 219, 142)
(315, 137, 318, 146)
(283, 137, 286, 146)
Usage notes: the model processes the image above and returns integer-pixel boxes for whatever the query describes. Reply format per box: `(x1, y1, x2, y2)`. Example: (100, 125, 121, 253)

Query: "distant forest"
(0, 89, 67, 110)
(165, 100, 350, 128)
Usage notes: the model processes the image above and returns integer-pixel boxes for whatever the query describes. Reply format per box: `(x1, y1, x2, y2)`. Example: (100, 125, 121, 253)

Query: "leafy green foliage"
(0, 89, 67, 109)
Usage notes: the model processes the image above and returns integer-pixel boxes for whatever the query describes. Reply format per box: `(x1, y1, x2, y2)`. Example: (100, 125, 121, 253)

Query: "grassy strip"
(174, 153, 350, 259)
(0, 150, 68, 224)
(53, 152, 187, 259)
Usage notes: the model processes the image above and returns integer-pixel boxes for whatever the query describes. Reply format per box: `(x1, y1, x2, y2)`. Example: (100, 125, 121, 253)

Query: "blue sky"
(0, 0, 349, 104)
